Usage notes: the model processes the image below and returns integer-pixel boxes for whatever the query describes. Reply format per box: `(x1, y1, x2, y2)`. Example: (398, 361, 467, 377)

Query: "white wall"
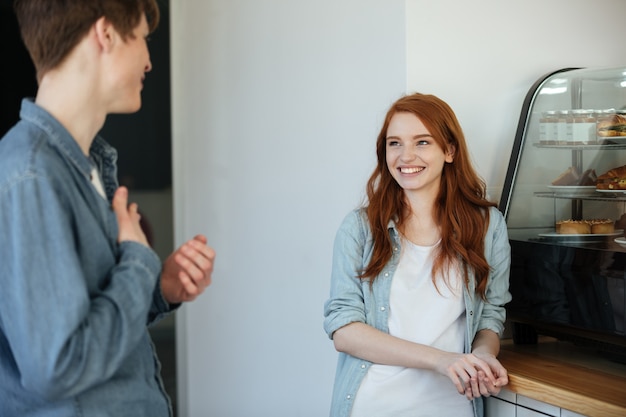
(170, 1, 406, 416)
(406, 0, 626, 201)
(170, 1, 626, 416)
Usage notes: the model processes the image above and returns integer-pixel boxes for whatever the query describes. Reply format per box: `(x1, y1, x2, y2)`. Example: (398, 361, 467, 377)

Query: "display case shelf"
(534, 192, 626, 202)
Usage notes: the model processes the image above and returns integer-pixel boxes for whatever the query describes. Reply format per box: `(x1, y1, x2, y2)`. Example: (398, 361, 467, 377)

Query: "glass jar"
(569, 109, 596, 145)
(539, 110, 557, 144)
(555, 110, 570, 145)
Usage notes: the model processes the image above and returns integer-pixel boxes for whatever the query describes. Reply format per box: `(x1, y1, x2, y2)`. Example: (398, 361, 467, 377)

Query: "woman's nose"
(401, 146, 417, 161)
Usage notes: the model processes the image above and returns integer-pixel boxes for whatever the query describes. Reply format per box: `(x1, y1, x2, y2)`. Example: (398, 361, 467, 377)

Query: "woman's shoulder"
(338, 207, 369, 231)
(336, 207, 379, 242)
(486, 206, 506, 225)
(483, 206, 508, 243)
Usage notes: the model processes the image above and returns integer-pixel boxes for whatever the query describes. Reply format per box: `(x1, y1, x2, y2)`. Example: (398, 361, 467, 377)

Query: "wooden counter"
(498, 338, 626, 417)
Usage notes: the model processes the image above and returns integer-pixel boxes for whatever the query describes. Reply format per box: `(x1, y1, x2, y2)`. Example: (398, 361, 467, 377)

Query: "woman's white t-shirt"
(350, 239, 473, 417)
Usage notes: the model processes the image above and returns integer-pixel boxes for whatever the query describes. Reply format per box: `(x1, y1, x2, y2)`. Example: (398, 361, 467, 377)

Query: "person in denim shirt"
(323, 93, 511, 417)
(0, 1, 216, 416)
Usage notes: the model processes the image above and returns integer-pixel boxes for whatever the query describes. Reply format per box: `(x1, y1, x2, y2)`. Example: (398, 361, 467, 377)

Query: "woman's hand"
(435, 352, 499, 400)
(471, 352, 508, 397)
(470, 329, 509, 398)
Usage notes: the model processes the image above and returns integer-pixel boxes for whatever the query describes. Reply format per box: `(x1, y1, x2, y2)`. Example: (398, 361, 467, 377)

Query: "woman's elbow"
(331, 323, 355, 353)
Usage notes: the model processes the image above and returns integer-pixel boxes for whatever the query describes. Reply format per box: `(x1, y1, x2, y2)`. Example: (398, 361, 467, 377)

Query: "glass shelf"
(534, 191, 626, 202)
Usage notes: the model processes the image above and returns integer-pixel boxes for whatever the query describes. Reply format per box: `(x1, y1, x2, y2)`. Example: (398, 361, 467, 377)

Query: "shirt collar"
(19, 98, 118, 195)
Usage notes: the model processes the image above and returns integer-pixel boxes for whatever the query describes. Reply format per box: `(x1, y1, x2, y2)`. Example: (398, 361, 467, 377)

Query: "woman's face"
(385, 112, 453, 195)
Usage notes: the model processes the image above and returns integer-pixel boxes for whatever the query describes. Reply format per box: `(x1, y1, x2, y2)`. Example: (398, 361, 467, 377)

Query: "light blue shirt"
(323, 206, 512, 417)
(0, 99, 174, 416)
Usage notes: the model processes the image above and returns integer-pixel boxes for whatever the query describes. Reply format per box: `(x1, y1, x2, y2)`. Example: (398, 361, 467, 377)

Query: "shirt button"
(361, 364, 366, 369)
(380, 307, 386, 311)
(469, 311, 474, 316)
(394, 247, 398, 251)
(384, 272, 389, 277)
(346, 395, 352, 399)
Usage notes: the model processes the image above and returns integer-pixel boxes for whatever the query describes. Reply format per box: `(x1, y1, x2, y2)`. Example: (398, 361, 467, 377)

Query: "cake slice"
(551, 166, 580, 186)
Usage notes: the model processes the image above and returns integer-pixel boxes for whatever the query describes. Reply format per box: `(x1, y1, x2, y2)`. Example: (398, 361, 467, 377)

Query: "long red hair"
(362, 93, 496, 298)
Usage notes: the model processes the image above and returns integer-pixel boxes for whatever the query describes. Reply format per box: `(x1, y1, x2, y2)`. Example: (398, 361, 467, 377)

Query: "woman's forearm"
(332, 321, 443, 370)
(471, 329, 501, 357)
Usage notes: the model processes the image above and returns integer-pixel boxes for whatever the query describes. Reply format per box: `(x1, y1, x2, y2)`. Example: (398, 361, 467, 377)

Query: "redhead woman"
(323, 93, 511, 417)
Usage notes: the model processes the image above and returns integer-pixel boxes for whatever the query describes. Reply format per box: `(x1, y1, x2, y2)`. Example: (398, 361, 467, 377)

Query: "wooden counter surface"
(498, 338, 626, 417)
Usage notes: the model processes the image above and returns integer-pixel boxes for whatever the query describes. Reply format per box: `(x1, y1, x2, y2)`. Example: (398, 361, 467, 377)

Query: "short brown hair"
(13, 0, 160, 81)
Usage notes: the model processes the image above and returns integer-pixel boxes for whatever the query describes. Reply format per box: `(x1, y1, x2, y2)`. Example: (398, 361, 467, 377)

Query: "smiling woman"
(323, 92, 512, 417)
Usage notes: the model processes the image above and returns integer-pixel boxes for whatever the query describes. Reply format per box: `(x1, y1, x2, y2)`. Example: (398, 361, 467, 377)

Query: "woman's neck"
(400, 191, 440, 246)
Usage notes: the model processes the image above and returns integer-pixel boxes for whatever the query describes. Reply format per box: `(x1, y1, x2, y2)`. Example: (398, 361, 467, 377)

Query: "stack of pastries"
(556, 219, 615, 234)
(550, 165, 626, 234)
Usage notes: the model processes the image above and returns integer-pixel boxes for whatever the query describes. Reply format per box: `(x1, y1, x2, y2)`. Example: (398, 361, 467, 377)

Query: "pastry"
(557, 220, 590, 234)
(551, 166, 580, 186)
(597, 114, 626, 137)
(579, 169, 597, 186)
(589, 219, 615, 234)
(551, 167, 596, 186)
(556, 219, 614, 234)
(596, 165, 626, 190)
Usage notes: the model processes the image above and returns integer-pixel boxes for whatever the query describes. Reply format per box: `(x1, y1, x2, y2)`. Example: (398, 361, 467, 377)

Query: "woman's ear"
(446, 144, 456, 163)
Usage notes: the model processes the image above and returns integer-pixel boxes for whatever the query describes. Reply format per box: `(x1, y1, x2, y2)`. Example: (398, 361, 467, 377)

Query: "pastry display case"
(499, 66, 626, 361)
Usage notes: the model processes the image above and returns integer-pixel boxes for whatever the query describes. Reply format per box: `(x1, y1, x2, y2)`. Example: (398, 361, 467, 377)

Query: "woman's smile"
(399, 166, 424, 174)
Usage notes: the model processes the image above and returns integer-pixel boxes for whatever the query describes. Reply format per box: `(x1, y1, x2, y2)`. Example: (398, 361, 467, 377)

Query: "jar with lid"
(569, 109, 596, 145)
(555, 110, 570, 145)
(539, 110, 557, 144)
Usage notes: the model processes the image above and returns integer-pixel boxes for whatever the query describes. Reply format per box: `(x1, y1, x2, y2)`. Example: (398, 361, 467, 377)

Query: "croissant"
(596, 165, 626, 189)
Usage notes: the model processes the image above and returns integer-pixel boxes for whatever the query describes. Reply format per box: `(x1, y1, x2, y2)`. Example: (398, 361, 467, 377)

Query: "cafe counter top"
(497, 337, 626, 417)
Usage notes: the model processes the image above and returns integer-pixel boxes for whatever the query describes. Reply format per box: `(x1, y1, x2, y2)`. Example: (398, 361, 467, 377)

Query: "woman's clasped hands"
(436, 351, 508, 400)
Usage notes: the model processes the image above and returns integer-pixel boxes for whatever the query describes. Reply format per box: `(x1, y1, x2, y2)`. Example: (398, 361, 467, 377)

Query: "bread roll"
(589, 219, 615, 234)
(556, 219, 615, 234)
(557, 220, 590, 234)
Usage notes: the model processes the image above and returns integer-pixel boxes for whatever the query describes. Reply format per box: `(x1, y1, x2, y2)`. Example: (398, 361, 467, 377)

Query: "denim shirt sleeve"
(323, 209, 370, 339)
(476, 207, 512, 336)
(91, 135, 174, 324)
(0, 172, 162, 400)
(149, 282, 179, 324)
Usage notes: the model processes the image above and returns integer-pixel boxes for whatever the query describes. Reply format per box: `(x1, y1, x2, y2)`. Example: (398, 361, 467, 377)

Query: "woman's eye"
(387, 140, 400, 147)
(417, 140, 429, 146)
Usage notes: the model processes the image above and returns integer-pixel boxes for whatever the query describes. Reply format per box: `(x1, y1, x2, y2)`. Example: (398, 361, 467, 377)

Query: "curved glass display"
(499, 66, 626, 360)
